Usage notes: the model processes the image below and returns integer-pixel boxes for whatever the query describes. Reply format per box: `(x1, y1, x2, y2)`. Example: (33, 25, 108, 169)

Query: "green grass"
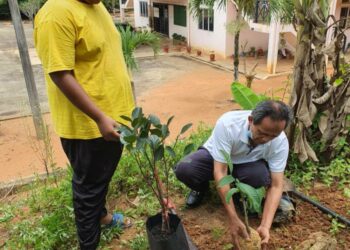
(0, 125, 212, 249)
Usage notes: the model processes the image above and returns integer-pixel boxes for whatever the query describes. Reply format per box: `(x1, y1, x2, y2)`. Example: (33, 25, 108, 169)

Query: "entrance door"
(153, 4, 169, 36)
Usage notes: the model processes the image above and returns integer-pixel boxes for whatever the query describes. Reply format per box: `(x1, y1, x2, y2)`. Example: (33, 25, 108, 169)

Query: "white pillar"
(119, 0, 125, 22)
(267, 20, 280, 74)
(326, 0, 338, 45)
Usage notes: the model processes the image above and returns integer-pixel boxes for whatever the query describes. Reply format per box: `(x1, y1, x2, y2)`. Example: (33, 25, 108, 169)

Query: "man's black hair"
(251, 100, 293, 128)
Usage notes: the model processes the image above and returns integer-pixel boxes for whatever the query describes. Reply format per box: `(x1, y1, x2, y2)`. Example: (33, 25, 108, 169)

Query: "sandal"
(105, 213, 133, 229)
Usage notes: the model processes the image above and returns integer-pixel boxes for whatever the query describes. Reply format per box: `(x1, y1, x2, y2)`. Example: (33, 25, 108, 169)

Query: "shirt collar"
(239, 118, 250, 144)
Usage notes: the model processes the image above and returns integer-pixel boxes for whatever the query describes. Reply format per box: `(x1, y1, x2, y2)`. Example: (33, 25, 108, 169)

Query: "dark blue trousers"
(61, 137, 123, 250)
(174, 147, 271, 192)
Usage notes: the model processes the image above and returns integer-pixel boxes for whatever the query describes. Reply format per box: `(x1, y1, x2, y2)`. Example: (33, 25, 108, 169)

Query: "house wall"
(188, 2, 227, 57)
(334, 0, 350, 49)
(225, 2, 269, 57)
(168, 5, 188, 39)
(134, 0, 150, 28)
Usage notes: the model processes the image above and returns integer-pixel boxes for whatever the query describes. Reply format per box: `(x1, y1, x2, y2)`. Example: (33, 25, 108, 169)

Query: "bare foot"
(100, 213, 113, 225)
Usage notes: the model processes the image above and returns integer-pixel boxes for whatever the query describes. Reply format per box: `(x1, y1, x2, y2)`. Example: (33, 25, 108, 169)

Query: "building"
(133, 0, 350, 74)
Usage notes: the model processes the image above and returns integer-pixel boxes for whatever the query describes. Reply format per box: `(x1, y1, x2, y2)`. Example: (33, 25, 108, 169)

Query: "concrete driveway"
(0, 21, 210, 121)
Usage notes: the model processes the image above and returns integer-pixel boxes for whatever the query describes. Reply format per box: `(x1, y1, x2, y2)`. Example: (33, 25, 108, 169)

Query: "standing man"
(34, 0, 134, 249)
(174, 100, 293, 249)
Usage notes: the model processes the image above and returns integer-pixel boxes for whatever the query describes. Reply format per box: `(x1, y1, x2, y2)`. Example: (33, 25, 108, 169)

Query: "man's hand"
(257, 225, 270, 247)
(96, 115, 120, 141)
(230, 218, 249, 249)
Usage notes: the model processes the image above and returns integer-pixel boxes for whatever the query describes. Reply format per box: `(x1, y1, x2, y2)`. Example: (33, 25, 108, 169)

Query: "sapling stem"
(242, 198, 251, 236)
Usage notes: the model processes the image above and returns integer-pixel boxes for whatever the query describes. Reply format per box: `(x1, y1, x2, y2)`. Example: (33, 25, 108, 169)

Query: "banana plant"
(231, 82, 267, 109)
(218, 150, 265, 235)
(118, 107, 194, 233)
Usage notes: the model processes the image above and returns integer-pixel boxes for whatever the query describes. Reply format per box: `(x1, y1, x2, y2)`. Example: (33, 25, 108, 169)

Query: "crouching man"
(174, 100, 293, 248)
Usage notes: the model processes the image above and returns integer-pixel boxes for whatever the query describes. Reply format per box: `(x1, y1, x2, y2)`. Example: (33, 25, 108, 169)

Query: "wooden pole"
(7, 0, 43, 139)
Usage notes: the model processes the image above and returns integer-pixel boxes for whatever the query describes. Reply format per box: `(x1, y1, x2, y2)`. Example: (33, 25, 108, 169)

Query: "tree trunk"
(233, 11, 241, 82)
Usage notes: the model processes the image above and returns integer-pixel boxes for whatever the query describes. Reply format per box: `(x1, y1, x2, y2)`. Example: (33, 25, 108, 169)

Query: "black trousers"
(61, 137, 123, 250)
(174, 147, 271, 192)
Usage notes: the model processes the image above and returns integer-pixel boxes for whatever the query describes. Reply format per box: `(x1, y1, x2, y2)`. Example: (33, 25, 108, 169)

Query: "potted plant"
(119, 107, 195, 250)
(219, 151, 265, 249)
(209, 51, 215, 61)
(163, 45, 169, 53)
(249, 47, 256, 57)
(196, 49, 202, 56)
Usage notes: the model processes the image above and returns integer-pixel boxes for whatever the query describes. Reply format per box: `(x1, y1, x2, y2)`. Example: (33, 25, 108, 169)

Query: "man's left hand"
(257, 225, 270, 246)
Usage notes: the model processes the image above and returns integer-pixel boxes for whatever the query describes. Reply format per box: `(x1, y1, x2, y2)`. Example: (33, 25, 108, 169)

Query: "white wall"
(225, 2, 269, 57)
(189, 2, 227, 57)
(168, 5, 188, 39)
(335, 0, 350, 49)
(134, 0, 150, 28)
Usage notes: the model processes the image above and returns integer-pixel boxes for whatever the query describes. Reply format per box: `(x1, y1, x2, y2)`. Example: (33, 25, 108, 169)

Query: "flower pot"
(209, 53, 215, 62)
(186, 46, 191, 54)
(146, 213, 191, 250)
(196, 50, 202, 56)
(163, 47, 169, 53)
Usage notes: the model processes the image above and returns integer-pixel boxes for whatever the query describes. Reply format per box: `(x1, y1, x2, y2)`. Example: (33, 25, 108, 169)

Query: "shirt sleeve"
(267, 136, 289, 172)
(209, 118, 234, 164)
(34, 19, 76, 74)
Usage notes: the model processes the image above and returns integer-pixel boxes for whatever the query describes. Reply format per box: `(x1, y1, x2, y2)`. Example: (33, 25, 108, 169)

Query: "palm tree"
(116, 25, 160, 103)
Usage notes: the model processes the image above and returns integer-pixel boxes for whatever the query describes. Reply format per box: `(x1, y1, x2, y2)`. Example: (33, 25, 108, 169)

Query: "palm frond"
(116, 25, 160, 71)
(269, 0, 295, 24)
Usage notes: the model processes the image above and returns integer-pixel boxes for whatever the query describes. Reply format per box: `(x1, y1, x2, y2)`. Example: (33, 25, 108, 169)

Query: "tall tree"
(287, 0, 350, 163)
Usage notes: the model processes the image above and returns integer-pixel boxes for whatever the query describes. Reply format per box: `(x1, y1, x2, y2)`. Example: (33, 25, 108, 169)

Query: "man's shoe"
(273, 194, 295, 224)
(186, 190, 205, 207)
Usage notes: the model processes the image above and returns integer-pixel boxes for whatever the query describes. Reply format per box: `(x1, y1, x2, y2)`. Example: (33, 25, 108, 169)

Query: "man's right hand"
(229, 218, 250, 250)
(96, 115, 120, 142)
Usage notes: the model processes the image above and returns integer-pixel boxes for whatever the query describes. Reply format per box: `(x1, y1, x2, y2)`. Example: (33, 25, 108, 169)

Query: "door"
(153, 4, 169, 36)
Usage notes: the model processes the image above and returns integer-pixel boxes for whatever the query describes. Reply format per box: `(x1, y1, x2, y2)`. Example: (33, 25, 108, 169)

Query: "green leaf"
(165, 146, 176, 158)
(231, 82, 268, 109)
(183, 143, 195, 155)
(120, 115, 132, 122)
(236, 183, 265, 214)
(161, 124, 169, 138)
(225, 188, 239, 204)
(167, 115, 175, 126)
(136, 138, 147, 151)
(132, 107, 142, 120)
(218, 175, 235, 188)
(154, 145, 164, 162)
(149, 135, 160, 149)
(149, 114, 161, 126)
(150, 128, 162, 137)
(180, 123, 192, 134)
(334, 78, 344, 87)
(220, 150, 233, 173)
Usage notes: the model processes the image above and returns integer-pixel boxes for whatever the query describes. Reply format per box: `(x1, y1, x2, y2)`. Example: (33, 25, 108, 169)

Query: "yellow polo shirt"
(34, 0, 134, 139)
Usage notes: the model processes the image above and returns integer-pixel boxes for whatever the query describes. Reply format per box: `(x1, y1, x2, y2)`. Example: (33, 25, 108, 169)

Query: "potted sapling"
(119, 107, 195, 250)
(218, 151, 265, 249)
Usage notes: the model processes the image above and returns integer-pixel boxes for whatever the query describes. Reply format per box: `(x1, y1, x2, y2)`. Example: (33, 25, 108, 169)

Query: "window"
(140, 1, 148, 17)
(174, 5, 187, 27)
(198, 9, 214, 31)
(340, 7, 350, 28)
